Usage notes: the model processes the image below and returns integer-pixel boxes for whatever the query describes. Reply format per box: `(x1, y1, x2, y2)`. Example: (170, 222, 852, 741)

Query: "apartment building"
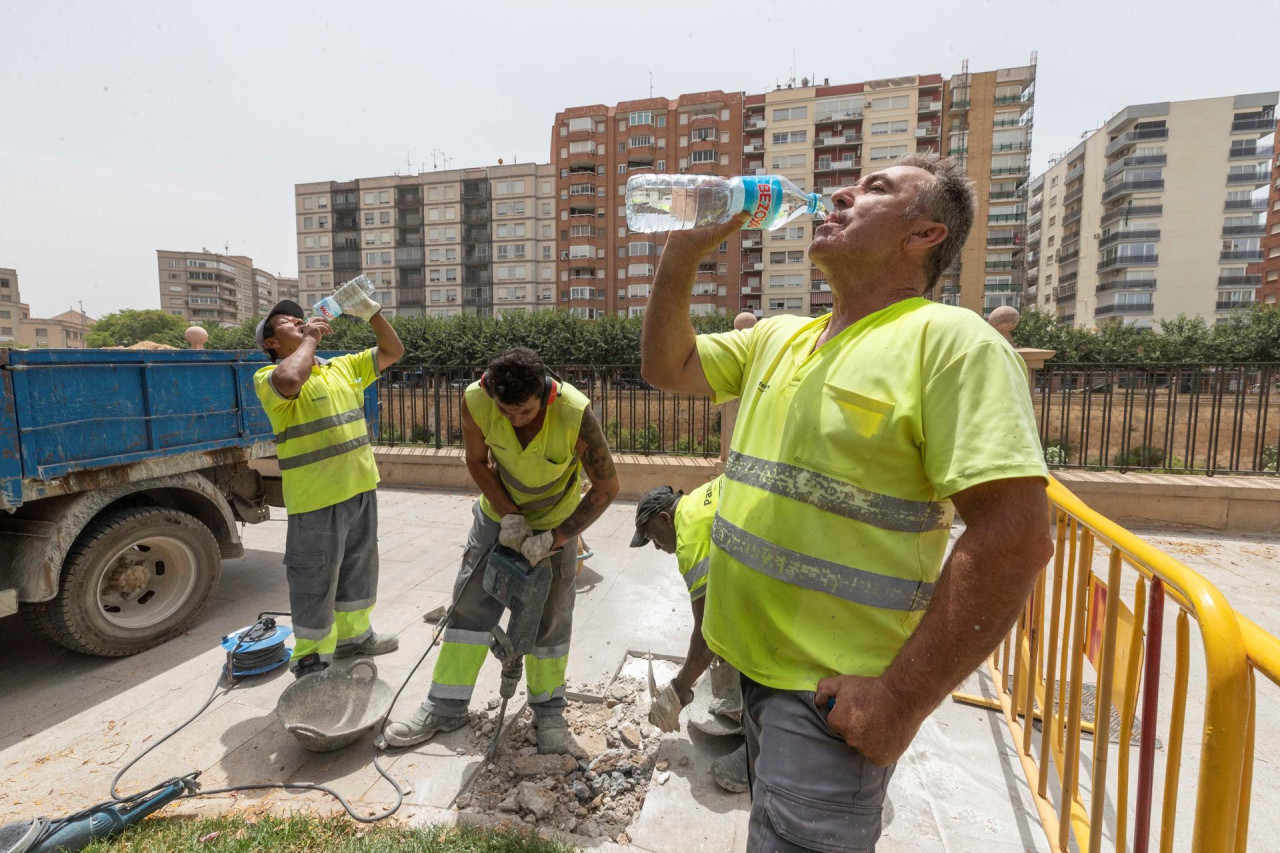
(1028, 93, 1277, 327)
(295, 163, 557, 319)
(550, 92, 744, 319)
(157, 250, 265, 326)
(1251, 118, 1280, 306)
(0, 268, 25, 345)
(18, 309, 95, 349)
(550, 61, 1033, 320)
(276, 276, 300, 303)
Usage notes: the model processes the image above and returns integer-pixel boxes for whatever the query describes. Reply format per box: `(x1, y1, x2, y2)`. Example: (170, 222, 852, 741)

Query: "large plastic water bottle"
(312, 275, 380, 322)
(625, 174, 826, 232)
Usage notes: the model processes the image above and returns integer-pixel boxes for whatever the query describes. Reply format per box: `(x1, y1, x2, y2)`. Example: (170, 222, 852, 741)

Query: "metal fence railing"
(1033, 364, 1280, 476)
(373, 364, 721, 458)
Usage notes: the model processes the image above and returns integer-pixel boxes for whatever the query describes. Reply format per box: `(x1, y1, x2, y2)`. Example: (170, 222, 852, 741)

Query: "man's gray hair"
(897, 153, 976, 288)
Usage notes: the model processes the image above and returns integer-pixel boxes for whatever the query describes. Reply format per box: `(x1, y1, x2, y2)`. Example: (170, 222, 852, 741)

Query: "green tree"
(85, 309, 188, 348)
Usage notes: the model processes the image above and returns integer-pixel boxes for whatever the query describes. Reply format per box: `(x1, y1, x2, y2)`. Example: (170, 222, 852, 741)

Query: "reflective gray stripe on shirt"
(517, 474, 579, 512)
(495, 456, 579, 496)
(725, 451, 952, 533)
(278, 434, 371, 471)
(684, 558, 709, 590)
(276, 407, 365, 446)
(711, 514, 933, 612)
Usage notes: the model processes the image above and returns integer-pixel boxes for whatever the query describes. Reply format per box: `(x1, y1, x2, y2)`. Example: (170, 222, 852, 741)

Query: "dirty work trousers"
(742, 675, 896, 853)
(284, 489, 380, 666)
(424, 501, 579, 720)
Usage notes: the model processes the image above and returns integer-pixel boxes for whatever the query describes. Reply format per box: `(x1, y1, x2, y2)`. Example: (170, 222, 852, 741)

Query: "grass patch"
(80, 814, 578, 853)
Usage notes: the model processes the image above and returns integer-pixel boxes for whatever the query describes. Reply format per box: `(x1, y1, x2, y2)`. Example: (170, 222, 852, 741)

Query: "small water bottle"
(312, 275, 379, 321)
(625, 174, 826, 233)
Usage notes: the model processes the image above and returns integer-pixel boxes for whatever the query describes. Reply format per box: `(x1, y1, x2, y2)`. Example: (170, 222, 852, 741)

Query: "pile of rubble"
(456, 676, 680, 843)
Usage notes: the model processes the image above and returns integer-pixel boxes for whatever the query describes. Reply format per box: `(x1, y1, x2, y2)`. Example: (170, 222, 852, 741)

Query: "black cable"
(108, 597, 465, 824)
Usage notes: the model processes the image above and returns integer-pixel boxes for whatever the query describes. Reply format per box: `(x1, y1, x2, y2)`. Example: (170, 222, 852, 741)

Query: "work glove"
(648, 682, 685, 733)
(346, 290, 382, 322)
(498, 513, 533, 550)
(519, 530, 556, 566)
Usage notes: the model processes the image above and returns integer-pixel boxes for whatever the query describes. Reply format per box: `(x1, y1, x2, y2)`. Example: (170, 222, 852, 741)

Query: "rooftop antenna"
(648, 69, 653, 98)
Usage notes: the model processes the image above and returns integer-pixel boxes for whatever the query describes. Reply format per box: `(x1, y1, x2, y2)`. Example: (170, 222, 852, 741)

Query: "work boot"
(335, 631, 399, 658)
(712, 743, 750, 794)
(534, 715, 570, 754)
(290, 653, 329, 679)
(380, 705, 469, 749)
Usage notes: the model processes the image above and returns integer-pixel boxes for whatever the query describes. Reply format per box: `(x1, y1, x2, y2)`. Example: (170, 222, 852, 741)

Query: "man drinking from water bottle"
(254, 296, 404, 678)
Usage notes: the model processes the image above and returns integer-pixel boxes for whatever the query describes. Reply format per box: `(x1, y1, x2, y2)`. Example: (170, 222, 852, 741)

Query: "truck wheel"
(21, 507, 221, 656)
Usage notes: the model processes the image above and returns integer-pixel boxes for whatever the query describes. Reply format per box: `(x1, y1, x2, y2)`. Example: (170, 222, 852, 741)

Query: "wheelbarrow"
(274, 659, 395, 752)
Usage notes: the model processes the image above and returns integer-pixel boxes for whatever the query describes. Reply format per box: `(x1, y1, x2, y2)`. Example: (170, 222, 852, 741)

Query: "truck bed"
(0, 348, 378, 510)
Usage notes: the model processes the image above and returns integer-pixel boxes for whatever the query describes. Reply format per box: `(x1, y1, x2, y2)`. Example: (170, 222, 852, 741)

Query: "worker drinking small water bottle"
(625, 173, 826, 232)
(312, 275, 381, 322)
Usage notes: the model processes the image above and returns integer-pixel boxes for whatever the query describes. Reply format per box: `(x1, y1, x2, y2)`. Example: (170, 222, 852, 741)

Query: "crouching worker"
(631, 477, 748, 793)
(384, 347, 620, 752)
(253, 296, 405, 677)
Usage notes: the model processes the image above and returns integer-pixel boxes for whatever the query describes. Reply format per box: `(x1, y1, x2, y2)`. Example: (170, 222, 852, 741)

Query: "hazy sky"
(2, 0, 1277, 319)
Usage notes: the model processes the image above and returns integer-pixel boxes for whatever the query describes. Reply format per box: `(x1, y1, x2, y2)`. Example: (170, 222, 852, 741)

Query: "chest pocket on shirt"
(792, 383, 894, 484)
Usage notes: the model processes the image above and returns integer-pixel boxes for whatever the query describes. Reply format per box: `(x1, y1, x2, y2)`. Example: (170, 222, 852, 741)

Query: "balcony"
(1222, 223, 1266, 236)
(1065, 164, 1085, 184)
(915, 124, 941, 138)
(1105, 127, 1169, 157)
(1101, 204, 1162, 225)
(994, 94, 1026, 106)
(1220, 249, 1263, 262)
(1104, 153, 1168, 179)
(1058, 247, 1079, 265)
(745, 118, 766, 131)
(1064, 186, 1083, 205)
(815, 109, 863, 124)
(396, 190, 422, 207)
(987, 235, 1023, 247)
(395, 247, 424, 268)
(1063, 209, 1082, 227)
(1097, 253, 1158, 271)
(1230, 144, 1274, 159)
(992, 140, 1029, 153)
(988, 212, 1026, 224)
(1058, 271, 1079, 286)
(1027, 229, 1041, 244)
(815, 133, 862, 147)
(463, 210, 491, 225)
(1215, 299, 1255, 311)
(918, 100, 942, 114)
(985, 261, 1018, 271)
(1095, 302, 1155, 316)
(991, 164, 1030, 177)
(1101, 179, 1165, 203)
(1219, 274, 1262, 287)
(815, 159, 859, 173)
(400, 212, 424, 228)
(1227, 169, 1269, 185)
(1099, 228, 1161, 248)
(332, 196, 358, 212)
(1225, 198, 1268, 211)
(950, 99, 970, 111)
(1096, 278, 1156, 294)
(1231, 116, 1276, 133)
(743, 142, 764, 154)
(1055, 285, 1077, 301)
(1027, 210, 1042, 228)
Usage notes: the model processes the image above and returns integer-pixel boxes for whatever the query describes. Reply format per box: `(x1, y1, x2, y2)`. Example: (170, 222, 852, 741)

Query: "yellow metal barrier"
(955, 476, 1253, 853)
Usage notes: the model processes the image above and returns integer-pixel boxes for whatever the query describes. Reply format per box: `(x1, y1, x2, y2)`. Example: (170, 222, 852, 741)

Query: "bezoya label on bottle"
(740, 176, 783, 229)
(313, 296, 341, 322)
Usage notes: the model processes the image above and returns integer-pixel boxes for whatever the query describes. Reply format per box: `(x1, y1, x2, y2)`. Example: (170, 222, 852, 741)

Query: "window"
(567, 117, 593, 133)
(568, 140, 595, 154)
(869, 144, 909, 161)
(769, 250, 806, 265)
(769, 273, 805, 288)
(771, 153, 807, 170)
(870, 120, 908, 135)
(691, 150, 716, 164)
(629, 110, 653, 126)
(772, 106, 807, 121)
(629, 135, 654, 148)
(870, 95, 909, 110)
(691, 127, 715, 142)
(380, 211, 391, 224)
(815, 96, 863, 121)
(771, 130, 807, 145)
(628, 242, 654, 256)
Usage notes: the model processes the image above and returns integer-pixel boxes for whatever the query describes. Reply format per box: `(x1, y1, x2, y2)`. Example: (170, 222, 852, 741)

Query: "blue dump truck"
(0, 347, 377, 656)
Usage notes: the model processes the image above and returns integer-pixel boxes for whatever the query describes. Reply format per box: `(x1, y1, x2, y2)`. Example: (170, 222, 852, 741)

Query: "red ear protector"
(480, 370, 558, 406)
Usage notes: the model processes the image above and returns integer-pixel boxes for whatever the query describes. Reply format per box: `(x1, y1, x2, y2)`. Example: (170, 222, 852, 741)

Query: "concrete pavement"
(2, 487, 1275, 850)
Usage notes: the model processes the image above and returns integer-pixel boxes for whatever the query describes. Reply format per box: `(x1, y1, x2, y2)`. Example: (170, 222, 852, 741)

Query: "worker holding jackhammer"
(631, 476, 750, 794)
(384, 347, 620, 753)
(253, 296, 405, 678)
(641, 155, 1053, 851)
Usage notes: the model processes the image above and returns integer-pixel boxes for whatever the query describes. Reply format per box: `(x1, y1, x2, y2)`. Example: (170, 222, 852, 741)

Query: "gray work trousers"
(423, 501, 579, 719)
(284, 489, 380, 665)
(742, 676, 896, 853)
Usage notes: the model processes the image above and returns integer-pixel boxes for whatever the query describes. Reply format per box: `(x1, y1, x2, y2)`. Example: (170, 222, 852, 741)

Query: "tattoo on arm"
(557, 409, 618, 539)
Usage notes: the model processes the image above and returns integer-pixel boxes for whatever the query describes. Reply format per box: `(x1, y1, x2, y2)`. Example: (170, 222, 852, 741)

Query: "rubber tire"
(21, 507, 221, 657)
